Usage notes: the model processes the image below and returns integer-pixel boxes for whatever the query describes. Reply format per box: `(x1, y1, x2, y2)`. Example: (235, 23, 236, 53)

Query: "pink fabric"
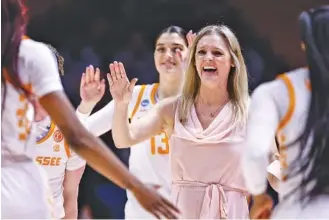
(170, 102, 249, 219)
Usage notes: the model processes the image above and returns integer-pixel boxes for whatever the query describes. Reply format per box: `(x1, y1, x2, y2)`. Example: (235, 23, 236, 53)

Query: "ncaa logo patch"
(53, 130, 63, 142)
(141, 99, 149, 107)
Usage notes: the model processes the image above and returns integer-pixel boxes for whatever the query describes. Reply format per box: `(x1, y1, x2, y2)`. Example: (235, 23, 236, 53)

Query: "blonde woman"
(109, 25, 250, 219)
(77, 26, 193, 219)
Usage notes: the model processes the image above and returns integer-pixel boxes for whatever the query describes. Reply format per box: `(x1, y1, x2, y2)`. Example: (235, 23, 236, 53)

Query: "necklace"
(197, 97, 229, 118)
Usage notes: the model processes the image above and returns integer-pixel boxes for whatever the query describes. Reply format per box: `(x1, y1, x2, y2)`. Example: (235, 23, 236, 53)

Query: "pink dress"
(170, 102, 249, 219)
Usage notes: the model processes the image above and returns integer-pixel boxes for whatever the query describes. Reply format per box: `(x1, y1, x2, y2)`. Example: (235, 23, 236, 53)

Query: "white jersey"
(76, 83, 171, 218)
(35, 116, 86, 218)
(1, 38, 63, 218)
(243, 68, 329, 218)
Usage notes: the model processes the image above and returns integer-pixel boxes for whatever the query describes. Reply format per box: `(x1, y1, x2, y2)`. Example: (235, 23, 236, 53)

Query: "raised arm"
(108, 62, 175, 148)
(75, 65, 114, 137)
(32, 44, 179, 219)
(75, 65, 143, 138)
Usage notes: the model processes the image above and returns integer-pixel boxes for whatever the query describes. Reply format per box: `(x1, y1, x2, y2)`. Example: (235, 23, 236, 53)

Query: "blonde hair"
(179, 25, 249, 125)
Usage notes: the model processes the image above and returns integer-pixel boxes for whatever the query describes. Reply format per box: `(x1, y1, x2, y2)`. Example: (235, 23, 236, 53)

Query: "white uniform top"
(1, 38, 63, 219)
(34, 116, 86, 218)
(242, 68, 329, 217)
(77, 83, 171, 218)
(2, 38, 63, 164)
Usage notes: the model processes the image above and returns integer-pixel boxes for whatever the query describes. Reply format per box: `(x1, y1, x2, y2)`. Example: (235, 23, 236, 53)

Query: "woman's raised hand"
(107, 61, 138, 105)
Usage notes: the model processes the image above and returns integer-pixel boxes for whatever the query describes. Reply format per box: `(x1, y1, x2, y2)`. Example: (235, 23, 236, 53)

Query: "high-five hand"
(80, 65, 105, 105)
(175, 30, 196, 72)
(107, 61, 138, 105)
(131, 184, 180, 219)
(186, 30, 196, 48)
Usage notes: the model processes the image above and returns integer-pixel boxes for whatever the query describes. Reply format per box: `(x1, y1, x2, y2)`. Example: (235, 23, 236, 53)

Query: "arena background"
(25, 0, 328, 218)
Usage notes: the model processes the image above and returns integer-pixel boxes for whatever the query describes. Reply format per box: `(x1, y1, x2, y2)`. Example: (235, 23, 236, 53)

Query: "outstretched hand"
(107, 61, 138, 105)
(175, 30, 196, 72)
(80, 65, 106, 106)
(131, 183, 180, 219)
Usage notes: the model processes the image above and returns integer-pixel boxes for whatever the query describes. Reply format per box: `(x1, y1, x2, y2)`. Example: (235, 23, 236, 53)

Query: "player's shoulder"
(251, 80, 280, 99)
(284, 67, 309, 79)
(19, 39, 55, 66)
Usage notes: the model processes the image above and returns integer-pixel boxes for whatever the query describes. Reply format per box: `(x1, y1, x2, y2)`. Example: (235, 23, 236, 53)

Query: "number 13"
(150, 132, 169, 155)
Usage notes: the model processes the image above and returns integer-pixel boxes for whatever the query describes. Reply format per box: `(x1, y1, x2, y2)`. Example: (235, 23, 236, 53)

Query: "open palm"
(107, 61, 138, 105)
(80, 65, 105, 105)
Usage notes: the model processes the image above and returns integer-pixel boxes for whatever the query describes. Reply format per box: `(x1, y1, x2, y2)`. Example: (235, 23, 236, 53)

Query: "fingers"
(85, 66, 90, 83)
(80, 72, 86, 89)
(109, 63, 117, 82)
(152, 199, 179, 220)
(186, 30, 196, 47)
(84, 65, 103, 87)
(128, 78, 138, 92)
(118, 62, 126, 78)
(150, 209, 161, 219)
(113, 61, 121, 80)
(107, 73, 113, 87)
(161, 197, 180, 214)
(99, 79, 106, 94)
(89, 65, 95, 82)
(159, 203, 178, 219)
(95, 67, 100, 82)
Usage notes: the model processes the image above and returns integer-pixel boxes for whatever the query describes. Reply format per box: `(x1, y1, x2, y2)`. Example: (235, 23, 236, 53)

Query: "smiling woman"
(75, 25, 191, 219)
(109, 24, 250, 219)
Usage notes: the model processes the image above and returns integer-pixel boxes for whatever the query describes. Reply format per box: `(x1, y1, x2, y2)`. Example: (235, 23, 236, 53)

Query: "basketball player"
(242, 6, 329, 218)
(76, 26, 193, 219)
(32, 45, 86, 219)
(1, 1, 179, 219)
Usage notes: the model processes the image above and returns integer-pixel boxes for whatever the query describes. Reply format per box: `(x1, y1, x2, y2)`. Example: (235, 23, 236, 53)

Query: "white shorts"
(1, 161, 54, 219)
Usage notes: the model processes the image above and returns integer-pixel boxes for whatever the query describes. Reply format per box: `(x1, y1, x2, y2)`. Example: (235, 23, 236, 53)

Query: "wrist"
(78, 101, 96, 114)
(114, 101, 129, 110)
(126, 177, 144, 192)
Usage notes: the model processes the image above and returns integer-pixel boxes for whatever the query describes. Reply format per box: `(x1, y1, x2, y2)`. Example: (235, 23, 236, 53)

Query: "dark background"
(24, 0, 328, 218)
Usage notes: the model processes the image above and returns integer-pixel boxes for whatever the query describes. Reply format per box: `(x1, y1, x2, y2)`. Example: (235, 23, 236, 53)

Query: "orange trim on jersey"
(64, 140, 71, 158)
(2, 68, 33, 94)
(276, 74, 296, 131)
(37, 121, 56, 144)
(22, 35, 30, 40)
(150, 83, 159, 105)
(130, 85, 147, 120)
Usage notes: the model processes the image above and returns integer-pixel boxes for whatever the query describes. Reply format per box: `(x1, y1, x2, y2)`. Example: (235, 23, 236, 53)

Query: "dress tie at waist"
(172, 180, 247, 219)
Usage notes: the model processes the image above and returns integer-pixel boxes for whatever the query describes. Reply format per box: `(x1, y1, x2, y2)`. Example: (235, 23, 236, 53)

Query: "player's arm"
(108, 61, 177, 148)
(113, 96, 176, 148)
(241, 83, 280, 196)
(63, 151, 86, 219)
(32, 43, 179, 219)
(76, 100, 115, 137)
(62, 166, 85, 219)
(75, 66, 141, 138)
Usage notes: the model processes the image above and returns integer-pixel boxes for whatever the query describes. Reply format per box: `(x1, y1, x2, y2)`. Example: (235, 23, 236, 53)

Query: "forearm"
(67, 131, 142, 191)
(63, 197, 78, 219)
(112, 103, 135, 147)
(77, 101, 96, 114)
